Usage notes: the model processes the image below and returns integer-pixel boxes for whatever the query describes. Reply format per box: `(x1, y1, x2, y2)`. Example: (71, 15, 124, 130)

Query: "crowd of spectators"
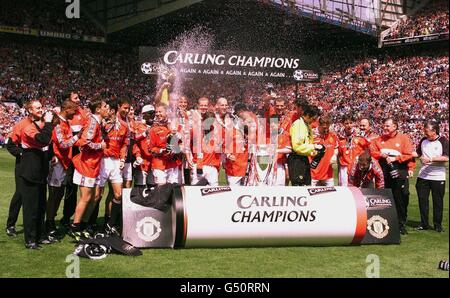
(0, 38, 448, 147)
(297, 51, 448, 145)
(385, 0, 449, 40)
(0, 103, 24, 146)
(0, 41, 152, 107)
(176, 47, 449, 146)
(0, 0, 104, 37)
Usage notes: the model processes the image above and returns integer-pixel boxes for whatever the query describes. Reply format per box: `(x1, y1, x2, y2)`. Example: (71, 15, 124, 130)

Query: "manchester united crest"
(367, 215, 390, 239)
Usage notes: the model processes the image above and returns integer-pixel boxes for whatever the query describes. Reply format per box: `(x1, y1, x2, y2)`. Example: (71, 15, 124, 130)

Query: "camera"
(388, 161, 400, 179)
(311, 144, 326, 169)
(438, 260, 449, 271)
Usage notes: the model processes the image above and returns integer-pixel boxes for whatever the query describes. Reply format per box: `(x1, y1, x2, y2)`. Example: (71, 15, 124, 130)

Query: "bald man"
(359, 118, 379, 142)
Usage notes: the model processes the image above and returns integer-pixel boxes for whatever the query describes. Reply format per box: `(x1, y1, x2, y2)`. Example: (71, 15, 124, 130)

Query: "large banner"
(0, 25, 105, 43)
(360, 188, 400, 244)
(178, 186, 366, 247)
(0, 25, 38, 36)
(39, 30, 106, 43)
(83, 35, 106, 43)
(39, 30, 80, 40)
(381, 32, 449, 47)
(122, 186, 400, 248)
(139, 47, 320, 82)
(122, 189, 176, 248)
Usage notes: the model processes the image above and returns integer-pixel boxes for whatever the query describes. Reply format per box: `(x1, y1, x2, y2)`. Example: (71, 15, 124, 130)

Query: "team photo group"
(4, 83, 448, 249)
(0, 0, 449, 280)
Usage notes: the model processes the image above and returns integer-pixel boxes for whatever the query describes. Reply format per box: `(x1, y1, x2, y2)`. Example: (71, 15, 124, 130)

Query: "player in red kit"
(92, 100, 129, 235)
(133, 105, 156, 186)
(69, 99, 109, 240)
(190, 111, 222, 186)
(337, 115, 370, 186)
(268, 115, 292, 186)
(45, 100, 79, 241)
(214, 98, 248, 186)
(311, 115, 338, 186)
(348, 150, 385, 189)
(60, 91, 89, 229)
(265, 96, 298, 137)
(149, 104, 182, 185)
(93, 98, 131, 231)
(115, 98, 132, 188)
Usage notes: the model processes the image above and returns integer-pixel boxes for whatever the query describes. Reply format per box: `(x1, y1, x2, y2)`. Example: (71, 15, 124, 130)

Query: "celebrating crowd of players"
(4, 87, 449, 249)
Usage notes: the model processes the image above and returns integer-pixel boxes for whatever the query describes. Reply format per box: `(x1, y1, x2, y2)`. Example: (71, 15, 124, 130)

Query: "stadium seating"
(385, 0, 449, 40)
(1, 38, 448, 147)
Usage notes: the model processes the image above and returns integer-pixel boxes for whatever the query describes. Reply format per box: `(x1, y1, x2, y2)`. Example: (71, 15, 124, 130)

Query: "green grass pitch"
(0, 148, 448, 278)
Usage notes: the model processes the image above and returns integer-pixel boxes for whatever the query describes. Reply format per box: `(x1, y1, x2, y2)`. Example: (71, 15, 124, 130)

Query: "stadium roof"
(107, 0, 377, 52)
(84, 0, 406, 36)
(83, 0, 205, 33)
(261, 0, 381, 36)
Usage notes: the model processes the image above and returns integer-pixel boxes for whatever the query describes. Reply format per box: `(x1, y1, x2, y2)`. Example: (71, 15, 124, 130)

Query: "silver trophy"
(246, 143, 277, 186)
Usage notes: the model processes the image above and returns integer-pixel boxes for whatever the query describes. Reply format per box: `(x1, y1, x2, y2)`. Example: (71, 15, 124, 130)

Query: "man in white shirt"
(415, 121, 449, 232)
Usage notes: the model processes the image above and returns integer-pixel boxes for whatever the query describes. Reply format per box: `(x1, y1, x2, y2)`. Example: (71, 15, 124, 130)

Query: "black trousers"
(416, 178, 445, 228)
(183, 168, 191, 185)
(6, 165, 22, 227)
(62, 164, 77, 223)
(287, 154, 311, 186)
(384, 175, 409, 228)
(19, 177, 46, 244)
